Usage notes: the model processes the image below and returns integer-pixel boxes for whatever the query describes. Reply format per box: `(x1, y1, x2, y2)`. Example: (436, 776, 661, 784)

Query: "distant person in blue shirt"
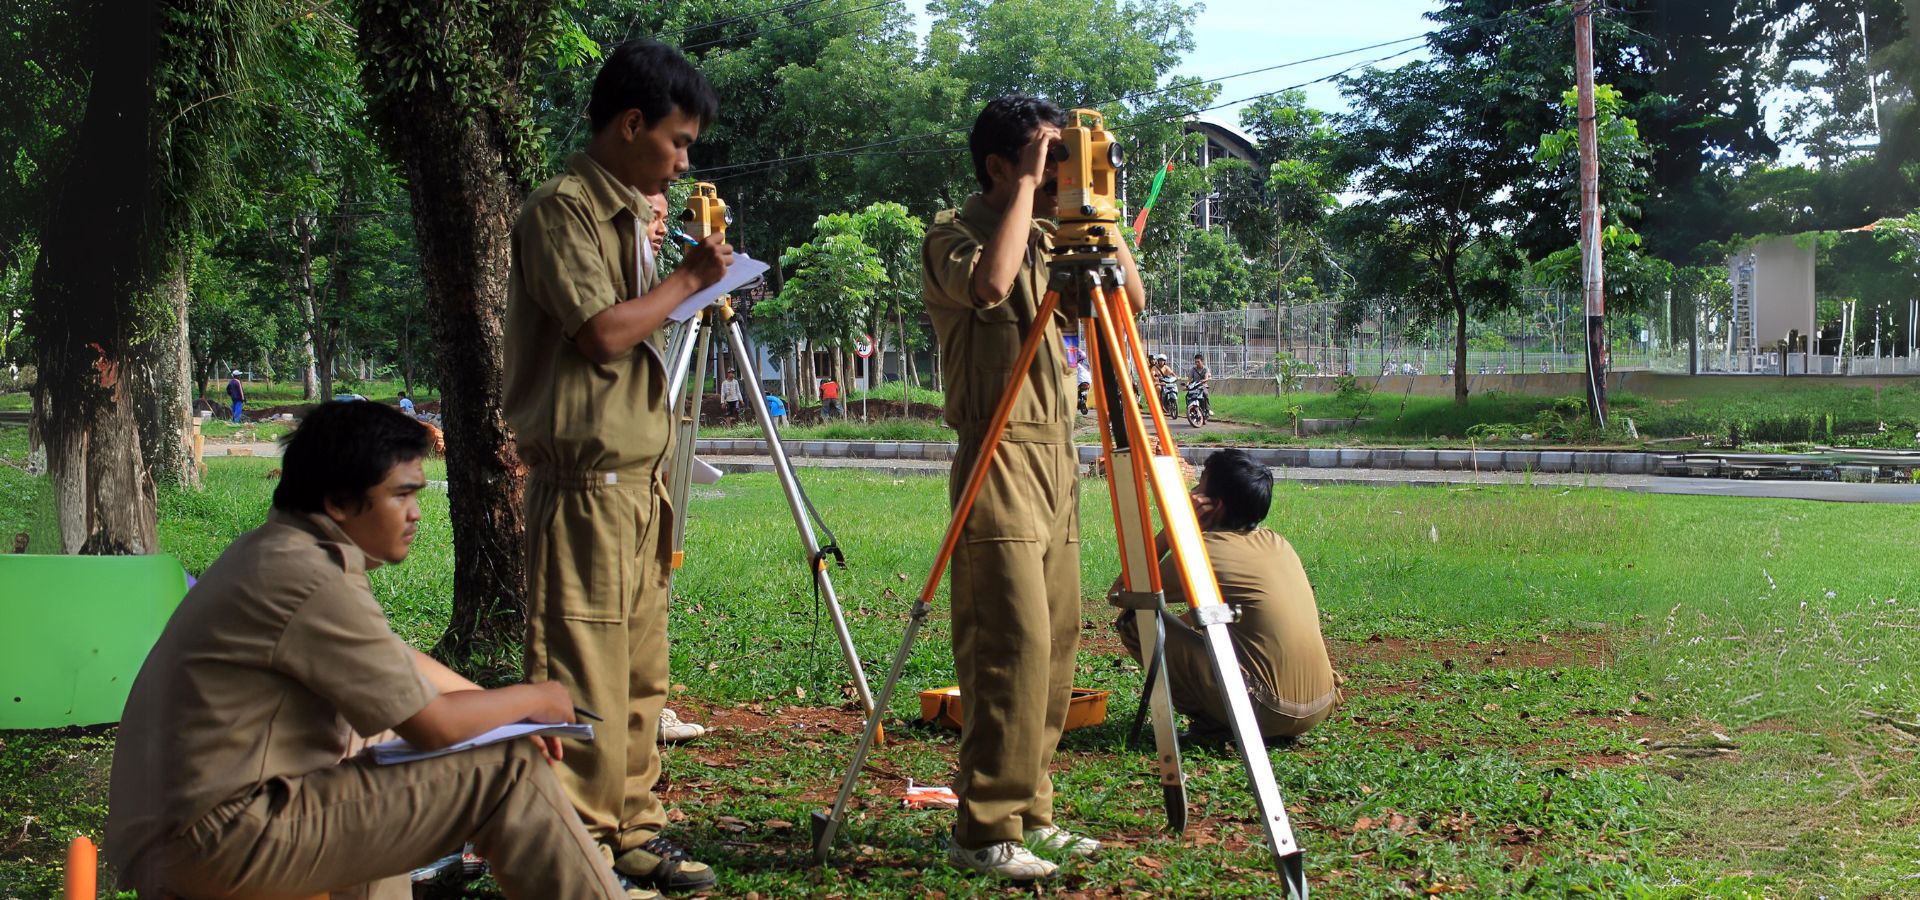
(398, 391, 415, 416)
(226, 370, 245, 424)
(765, 394, 787, 428)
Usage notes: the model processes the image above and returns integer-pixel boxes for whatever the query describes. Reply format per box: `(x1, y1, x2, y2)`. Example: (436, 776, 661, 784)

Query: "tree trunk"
(1453, 296, 1469, 406)
(356, 0, 549, 674)
(897, 305, 910, 416)
(27, 0, 159, 555)
(131, 251, 200, 488)
(294, 212, 321, 400)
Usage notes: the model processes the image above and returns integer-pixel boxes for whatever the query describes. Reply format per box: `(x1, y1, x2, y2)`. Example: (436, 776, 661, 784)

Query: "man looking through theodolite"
(921, 94, 1146, 882)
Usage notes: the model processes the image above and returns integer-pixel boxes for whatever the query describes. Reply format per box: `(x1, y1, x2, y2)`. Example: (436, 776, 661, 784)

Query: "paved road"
(710, 455, 1920, 504)
(203, 441, 1920, 503)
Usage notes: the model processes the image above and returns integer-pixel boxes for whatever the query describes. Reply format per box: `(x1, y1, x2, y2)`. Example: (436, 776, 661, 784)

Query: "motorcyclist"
(1187, 354, 1211, 418)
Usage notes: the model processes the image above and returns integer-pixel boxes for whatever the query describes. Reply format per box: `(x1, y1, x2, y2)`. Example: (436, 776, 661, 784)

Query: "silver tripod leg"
(664, 313, 714, 572)
(811, 595, 930, 862)
(720, 314, 878, 721)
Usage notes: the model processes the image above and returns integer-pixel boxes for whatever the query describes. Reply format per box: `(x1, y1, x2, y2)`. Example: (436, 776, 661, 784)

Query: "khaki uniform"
(924, 194, 1082, 848)
(1118, 528, 1339, 738)
(505, 152, 677, 858)
(106, 510, 622, 899)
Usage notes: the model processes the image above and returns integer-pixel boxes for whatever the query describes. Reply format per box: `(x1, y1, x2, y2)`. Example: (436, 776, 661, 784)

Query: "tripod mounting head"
(1052, 108, 1125, 260)
(681, 182, 731, 240)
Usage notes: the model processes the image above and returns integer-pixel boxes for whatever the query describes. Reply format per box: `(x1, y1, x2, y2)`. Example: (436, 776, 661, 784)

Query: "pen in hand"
(573, 705, 604, 723)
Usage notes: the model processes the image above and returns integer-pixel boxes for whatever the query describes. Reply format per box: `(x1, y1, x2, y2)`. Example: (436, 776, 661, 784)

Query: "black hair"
(588, 38, 720, 133)
(968, 94, 1066, 191)
(273, 401, 432, 515)
(1200, 449, 1272, 531)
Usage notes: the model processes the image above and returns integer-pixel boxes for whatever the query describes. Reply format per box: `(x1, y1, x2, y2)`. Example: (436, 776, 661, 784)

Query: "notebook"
(370, 722, 595, 765)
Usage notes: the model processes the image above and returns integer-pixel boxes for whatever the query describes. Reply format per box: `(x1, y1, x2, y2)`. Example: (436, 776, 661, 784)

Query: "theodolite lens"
(1047, 144, 1069, 163)
(1108, 143, 1125, 169)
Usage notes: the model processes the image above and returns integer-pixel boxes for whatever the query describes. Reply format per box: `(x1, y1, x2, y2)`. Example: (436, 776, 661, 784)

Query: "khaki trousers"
(1116, 610, 1335, 739)
(524, 469, 673, 854)
(947, 438, 1081, 847)
(152, 739, 622, 899)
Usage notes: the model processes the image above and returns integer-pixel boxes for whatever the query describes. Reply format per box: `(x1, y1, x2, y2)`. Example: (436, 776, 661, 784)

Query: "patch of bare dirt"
(1333, 631, 1614, 672)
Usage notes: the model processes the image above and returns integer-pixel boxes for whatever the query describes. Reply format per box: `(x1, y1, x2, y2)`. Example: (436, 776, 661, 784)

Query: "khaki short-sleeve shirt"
(504, 151, 671, 474)
(106, 510, 437, 881)
(922, 193, 1073, 444)
(1160, 528, 1337, 715)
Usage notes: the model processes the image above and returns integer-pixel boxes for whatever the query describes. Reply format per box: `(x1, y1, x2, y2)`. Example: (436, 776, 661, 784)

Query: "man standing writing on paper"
(504, 38, 731, 897)
(922, 95, 1145, 881)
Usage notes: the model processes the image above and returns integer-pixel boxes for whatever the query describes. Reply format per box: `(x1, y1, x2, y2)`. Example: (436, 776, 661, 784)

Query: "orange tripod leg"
(814, 287, 1063, 862)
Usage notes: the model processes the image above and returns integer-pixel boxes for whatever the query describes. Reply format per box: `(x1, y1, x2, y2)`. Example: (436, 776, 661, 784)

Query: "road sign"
(855, 334, 874, 358)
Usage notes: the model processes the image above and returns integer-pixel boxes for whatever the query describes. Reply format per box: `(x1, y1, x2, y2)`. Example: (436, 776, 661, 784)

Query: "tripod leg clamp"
(1110, 590, 1166, 612)
(1191, 603, 1239, 627)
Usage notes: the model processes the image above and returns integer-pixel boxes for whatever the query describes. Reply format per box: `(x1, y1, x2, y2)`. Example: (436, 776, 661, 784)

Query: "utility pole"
(1575, 0, 1607, 424)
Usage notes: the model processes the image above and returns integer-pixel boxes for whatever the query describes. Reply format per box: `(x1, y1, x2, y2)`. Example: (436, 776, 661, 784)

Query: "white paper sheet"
(369, 722, 594, 765)
(668, 254, 771, 323)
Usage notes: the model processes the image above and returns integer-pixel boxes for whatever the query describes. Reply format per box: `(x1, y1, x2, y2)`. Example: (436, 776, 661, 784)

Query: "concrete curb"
(693, 439, 1662, 475)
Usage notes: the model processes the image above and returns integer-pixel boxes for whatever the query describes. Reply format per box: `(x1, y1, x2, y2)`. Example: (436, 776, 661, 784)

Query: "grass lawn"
(1212, 382, 1920, 449)
(3, 438, 1919, 896)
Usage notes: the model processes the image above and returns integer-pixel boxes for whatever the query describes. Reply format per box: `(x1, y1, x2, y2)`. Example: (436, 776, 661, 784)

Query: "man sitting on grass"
(1116, 448, 1340, 745)
(107, 400, 627, 899)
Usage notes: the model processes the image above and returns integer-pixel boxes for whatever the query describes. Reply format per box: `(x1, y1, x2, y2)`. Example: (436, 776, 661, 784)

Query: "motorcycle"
(1185, 380, 1209, 428)
(1156, 374, 1178, 418)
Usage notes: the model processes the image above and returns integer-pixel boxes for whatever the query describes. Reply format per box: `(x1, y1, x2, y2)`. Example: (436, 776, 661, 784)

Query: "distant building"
(1183, 118, 1256, 231)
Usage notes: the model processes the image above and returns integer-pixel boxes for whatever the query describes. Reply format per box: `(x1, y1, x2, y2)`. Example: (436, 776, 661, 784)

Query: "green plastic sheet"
(0, 554, 188, 728)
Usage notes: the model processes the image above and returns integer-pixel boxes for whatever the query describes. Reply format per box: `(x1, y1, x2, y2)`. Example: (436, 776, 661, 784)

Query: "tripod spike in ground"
(1279, 851, 1309, 899)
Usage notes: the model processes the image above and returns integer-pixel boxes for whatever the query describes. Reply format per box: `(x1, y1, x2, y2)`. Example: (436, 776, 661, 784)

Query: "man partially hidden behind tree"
(921, 94, 1147, 882)
(502, 38, 732, 898)
(1116, 448, 1341, 744)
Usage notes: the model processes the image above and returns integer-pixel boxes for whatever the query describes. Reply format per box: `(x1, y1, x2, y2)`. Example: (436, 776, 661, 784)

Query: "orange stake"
(65, 835, 95, 900)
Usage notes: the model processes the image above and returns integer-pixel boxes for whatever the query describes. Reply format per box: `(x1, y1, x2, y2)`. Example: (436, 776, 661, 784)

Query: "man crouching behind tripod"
(922, 94, 1145, 882)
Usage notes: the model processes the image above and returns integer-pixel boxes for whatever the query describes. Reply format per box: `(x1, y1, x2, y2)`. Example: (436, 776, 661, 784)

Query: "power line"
(683, 0, 899, 52)
(555, 0, 900, 150)
(692, 0, 1570, 183)
(699, 34, 1451, 184)
(652, 0, 843, 44)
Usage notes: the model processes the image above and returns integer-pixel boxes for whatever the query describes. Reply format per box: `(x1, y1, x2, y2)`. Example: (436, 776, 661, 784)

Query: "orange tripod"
(810, 249, 1309, 897)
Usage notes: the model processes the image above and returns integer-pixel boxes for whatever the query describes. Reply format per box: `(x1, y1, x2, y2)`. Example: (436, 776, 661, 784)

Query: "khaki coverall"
(505, 152, 675, 857)
(1118, 528, 1340, 738)
(105, 510, 622, 900)
(924, 194, 1083, 849)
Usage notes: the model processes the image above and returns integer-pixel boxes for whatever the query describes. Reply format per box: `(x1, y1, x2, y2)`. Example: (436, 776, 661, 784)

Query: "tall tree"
(29, 0, 262, 550)
(1335, 58, 1531, 404)
(355, 0, 570, 669)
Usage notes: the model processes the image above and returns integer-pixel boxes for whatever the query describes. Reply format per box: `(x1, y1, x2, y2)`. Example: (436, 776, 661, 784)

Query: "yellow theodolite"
(1052, 107, 1125, 260)
(679, 181, 731, 240)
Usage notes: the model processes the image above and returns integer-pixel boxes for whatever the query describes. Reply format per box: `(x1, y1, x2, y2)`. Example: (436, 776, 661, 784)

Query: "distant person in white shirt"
(398, 391, 415, 416)
(720, 370, 743, 420)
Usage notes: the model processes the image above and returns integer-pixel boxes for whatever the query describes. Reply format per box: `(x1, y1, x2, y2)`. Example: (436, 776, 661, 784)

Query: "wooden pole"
(1576, 0, 1607, 424)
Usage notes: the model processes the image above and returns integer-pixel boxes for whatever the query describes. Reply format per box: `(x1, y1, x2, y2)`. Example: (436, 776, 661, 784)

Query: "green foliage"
(1330, 373, 1375, 422)
(760, 231, 888, 355)
(1333, 57, 1530, 402)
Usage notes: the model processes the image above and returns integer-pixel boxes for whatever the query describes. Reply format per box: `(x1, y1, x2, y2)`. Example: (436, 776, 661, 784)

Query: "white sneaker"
(1024, 825, 1101, 858)
(657, 708, 706, 743)
(946, 840, 1059, 881)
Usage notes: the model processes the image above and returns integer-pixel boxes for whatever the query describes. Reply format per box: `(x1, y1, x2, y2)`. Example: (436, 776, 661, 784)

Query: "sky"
(1163, 0, 1443, 130)
(908, 0, 1446, 132)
